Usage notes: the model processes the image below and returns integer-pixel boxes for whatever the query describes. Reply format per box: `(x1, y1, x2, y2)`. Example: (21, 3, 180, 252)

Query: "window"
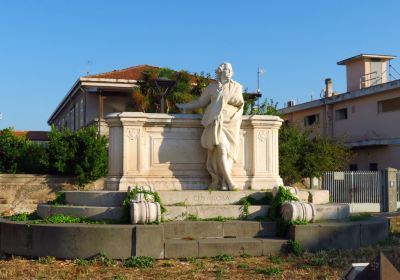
(349, 164, 358, 171)
(80, 98, 84, 127)
(369, 163, 378, 171)
(335, 108, 348, 120)
(304, 114, 319, 126)
(378, 97, 400, 113)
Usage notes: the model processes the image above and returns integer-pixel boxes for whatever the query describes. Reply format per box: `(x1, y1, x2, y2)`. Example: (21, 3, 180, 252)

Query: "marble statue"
(176, 63, 244, 190)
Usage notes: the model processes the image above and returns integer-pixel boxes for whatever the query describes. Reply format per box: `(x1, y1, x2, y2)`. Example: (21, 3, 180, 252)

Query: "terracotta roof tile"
(12, 131, 49, 141)
(84, 64, 215, 83)
(84, 64, 159, 80)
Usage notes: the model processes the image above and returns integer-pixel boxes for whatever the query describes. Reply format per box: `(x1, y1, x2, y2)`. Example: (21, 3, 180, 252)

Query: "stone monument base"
(105, 113, 283, 191)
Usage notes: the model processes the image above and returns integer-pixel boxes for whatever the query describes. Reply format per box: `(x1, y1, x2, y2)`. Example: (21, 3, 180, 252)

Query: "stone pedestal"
(104, 112, 283, 191)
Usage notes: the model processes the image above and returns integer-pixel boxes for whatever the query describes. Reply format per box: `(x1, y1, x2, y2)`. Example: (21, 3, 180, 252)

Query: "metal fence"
(322, 171, 382, 203)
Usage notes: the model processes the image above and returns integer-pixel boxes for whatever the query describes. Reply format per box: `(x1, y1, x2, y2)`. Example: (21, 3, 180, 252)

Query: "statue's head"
(216, 62, 233, 82)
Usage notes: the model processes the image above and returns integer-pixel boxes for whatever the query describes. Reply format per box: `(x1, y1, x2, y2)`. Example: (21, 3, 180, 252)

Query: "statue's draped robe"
(183, 80, 244, 186)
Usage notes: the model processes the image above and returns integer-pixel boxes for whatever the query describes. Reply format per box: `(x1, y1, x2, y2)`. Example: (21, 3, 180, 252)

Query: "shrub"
(9, 212, 40, 222)
(0, 128, 25, 173)
(47, 192, 66, 205)
(48, 125, 108, 186)
(124, 256, 154, 268)
(0, 128, 48, 174)
(287, 240, 304, 256)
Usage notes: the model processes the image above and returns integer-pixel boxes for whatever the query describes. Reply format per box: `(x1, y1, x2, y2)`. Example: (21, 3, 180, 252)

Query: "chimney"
(287, 100, 296, 107)
(325, 78, 333, 98)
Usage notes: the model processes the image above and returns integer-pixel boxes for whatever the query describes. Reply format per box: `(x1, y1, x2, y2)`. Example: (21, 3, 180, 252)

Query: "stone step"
(164, 237, 288, 259)
(64, 191, 127, 207)
(37, 204, 125, 221)
(64, 190, 269, 207)
(164, 205, 270, 221)
(64, 189, 330, 207)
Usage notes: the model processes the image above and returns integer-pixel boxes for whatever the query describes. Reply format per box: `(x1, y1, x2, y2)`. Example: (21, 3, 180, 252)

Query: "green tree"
(0, 128, 49, 174)
(48, 126, 108, 186)
(127, 68, 211, 113)
(0, 128, 26, 173)
(279, 124, 351, 185)
(242, 100, 351, 185)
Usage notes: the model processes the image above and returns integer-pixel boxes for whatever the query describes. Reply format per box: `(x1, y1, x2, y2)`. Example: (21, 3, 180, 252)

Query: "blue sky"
(1, 0, 399, 130)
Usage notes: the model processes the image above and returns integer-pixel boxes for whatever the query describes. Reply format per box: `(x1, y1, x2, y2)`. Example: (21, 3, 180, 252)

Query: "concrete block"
(0, 221, 32, 256)
(260, 238, 288, 255)
(298, 190, 310, 202)
(258, 221, 278, 237)
(135, 225, 164, 259)
(289, 224, 320, 252)
(198, 238, 263, 257)
(158, 190, 268, 206)
(65, 191, 127, 207)
(315, 203, 349, 220)
(223, 221, 260, 237)
(318, 223, 360, 250)
(31, 224, 134, 259)
(163, 221, 223, 239)
(164, 239, 198, 259)
(308, 190, 329, 204)
(360, 218, 389, 247)
(37, 204, 125, 221)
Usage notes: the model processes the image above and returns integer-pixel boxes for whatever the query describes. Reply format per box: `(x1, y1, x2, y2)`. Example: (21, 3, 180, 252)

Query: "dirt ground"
(0, 234, 399, 280)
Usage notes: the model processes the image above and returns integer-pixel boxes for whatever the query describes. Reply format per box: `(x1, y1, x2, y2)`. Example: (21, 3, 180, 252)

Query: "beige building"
(48, 65, 162, 135)
(280, 54, 400, 171)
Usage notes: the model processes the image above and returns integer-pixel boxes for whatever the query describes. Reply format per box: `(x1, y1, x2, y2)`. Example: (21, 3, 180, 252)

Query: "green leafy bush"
(124, 256, 154, 268)
(9, 212, 40, 221)
(48, 125, 108, 186)
(0, 128, 49, 174)
(287, 240, 304, 256)
(47, 192, 66, 206)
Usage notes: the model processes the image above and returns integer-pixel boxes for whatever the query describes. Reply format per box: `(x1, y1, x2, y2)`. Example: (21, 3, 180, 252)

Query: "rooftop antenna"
(257, 67, 266, 107)
(257, 67, 266, 94)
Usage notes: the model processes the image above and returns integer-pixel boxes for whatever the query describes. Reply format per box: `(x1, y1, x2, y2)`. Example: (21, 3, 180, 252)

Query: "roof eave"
(337, 54, 397, 65)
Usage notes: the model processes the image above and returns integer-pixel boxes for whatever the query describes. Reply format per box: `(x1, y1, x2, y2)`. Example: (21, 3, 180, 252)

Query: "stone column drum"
(105, 112, 283, 190)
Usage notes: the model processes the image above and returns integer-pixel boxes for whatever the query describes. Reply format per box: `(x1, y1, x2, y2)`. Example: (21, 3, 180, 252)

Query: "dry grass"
(0, 234, 399, 280)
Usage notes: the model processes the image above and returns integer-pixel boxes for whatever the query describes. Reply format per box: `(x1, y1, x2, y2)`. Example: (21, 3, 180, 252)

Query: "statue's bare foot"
(221, 185, 228, 191)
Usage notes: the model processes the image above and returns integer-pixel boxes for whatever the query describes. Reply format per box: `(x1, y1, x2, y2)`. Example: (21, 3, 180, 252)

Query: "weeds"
(90, 253, 117, 266)
(269, 255, 284, 264)
(213, 254, 234, 262)
(37, 256, 55, 264)
(287, 240, 304, 256)
(254, 266, 283, 276)
(348, 213, 372, 222)
(215, 266, 225, 279)
(47, 192, 66, 206)
(74, 258, 91, 266)
(124, 256, 154, 268)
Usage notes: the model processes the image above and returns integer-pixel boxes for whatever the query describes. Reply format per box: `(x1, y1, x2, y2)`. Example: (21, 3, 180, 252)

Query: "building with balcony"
(280, 54, 400, 171)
